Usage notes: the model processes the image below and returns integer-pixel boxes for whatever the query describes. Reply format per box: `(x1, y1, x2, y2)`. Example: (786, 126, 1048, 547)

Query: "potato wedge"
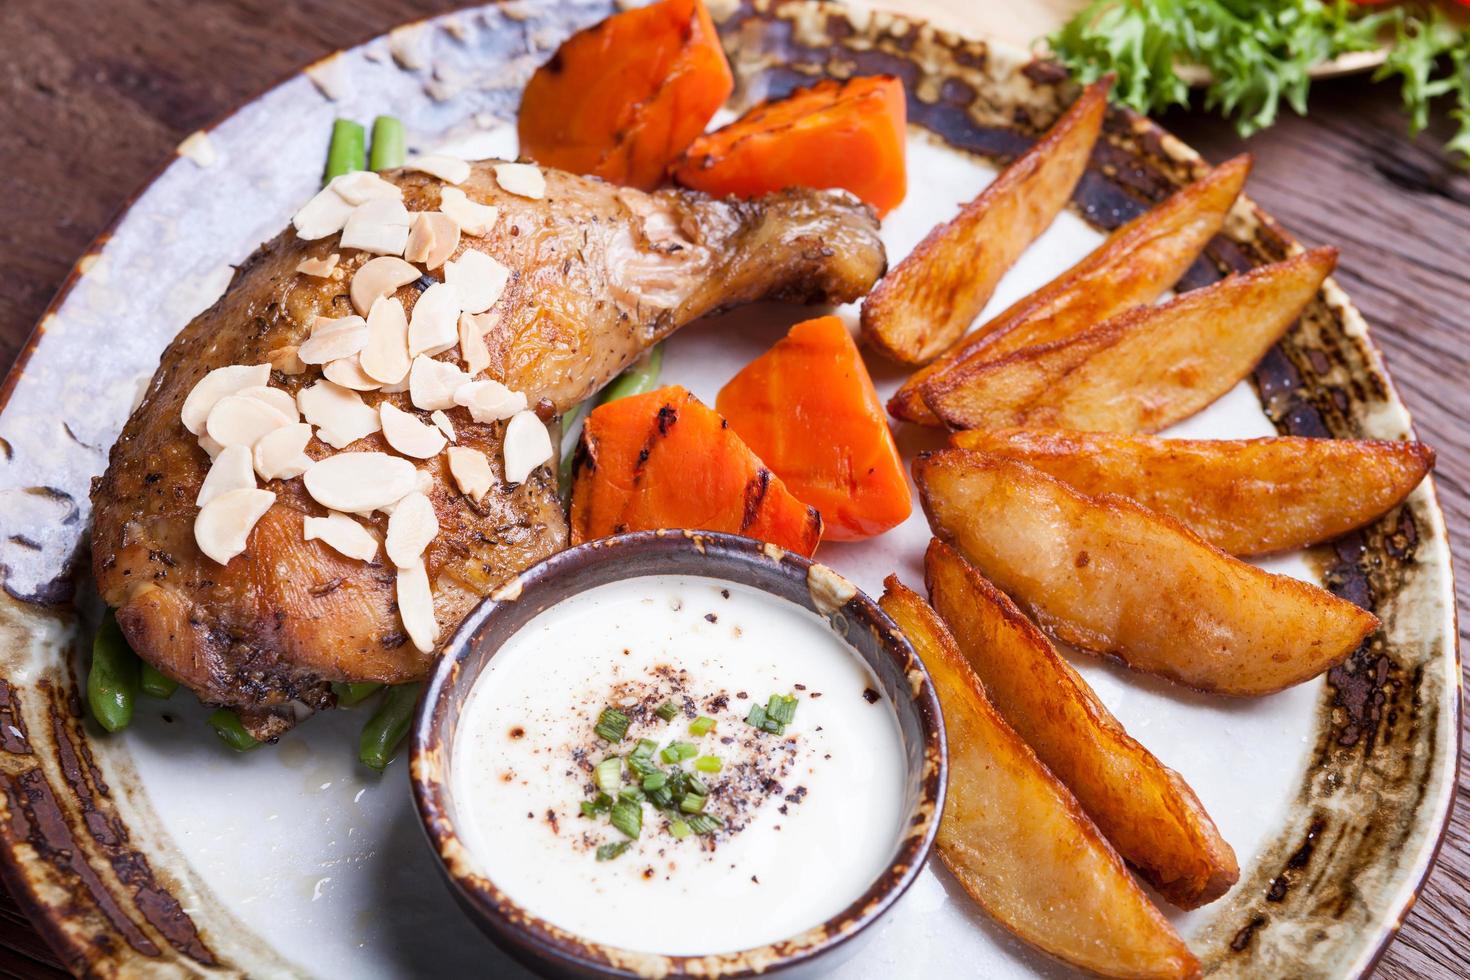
(890, 154, 1252, 424)
(879, 577, 1199, 980)
(924, 539, 1239, 909)
(951, 429, 1434, 556)
(860, 78, 1109, 365)
(924, 246, 1337, 432)
(915, 450, 1380, 696)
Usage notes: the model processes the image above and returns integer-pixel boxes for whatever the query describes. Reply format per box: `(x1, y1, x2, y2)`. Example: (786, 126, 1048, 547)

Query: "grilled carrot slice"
(570, 385, 822, 555)
(674, 76, 908, 217)
(517, 0, 734, 191)
(716, 316, 910, 541)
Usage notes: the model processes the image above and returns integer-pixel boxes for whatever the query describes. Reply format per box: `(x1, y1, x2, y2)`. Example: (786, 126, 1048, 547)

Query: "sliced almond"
(293, 186, 356, 240)
(296, 253, 340, 278)
(439, 187, 497, 237)
(503, 409, 553, 484)
(206, 394, 292, 449)
(397, 559, 439, 653)
(453, 379, 526, 423)
(197, 444, 256, 506)
(253, 422, 315, 481)
(350, 256, 420, 315)
(298, 380, 382, 449)
(408, 356, 472, 412)
(330, 170, 403, 206)
(268, 345, 307, 376)
(303, 511, 379, 562)
(458, 310, 495, 377)
(406, 154, 471, 185)
(447, 446, 494, 503)
(323, 354, 383, 392)
(340, 198, 412, 256)
(386, 491, 440, 568)
(181, 363, 271, 434)
(444, 250, 510, 315)
(408, 282, 463, 357)
(494, 162, 545, 200)
(405, 211, 461, 269)
(195, 488, 275, 565)
(430, 410, 457, 443)
(381, 403, 448, 459)
(199, 433, 225, 460)
(239, 385, 300, 422)
(299, 317, 369, 365)
(361, 296, 412, 385)
(303, 452, 417, 513)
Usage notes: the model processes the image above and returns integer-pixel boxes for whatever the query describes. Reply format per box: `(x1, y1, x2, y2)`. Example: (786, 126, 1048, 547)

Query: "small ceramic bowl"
(411, 529, 946, 978)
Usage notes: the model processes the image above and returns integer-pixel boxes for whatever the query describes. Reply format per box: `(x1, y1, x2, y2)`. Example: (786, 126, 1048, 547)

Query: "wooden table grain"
(0, 1, 1464, 977)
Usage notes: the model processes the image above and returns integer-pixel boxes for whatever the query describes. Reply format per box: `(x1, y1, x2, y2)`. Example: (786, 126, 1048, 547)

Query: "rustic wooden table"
(0, 0, 1465, 976)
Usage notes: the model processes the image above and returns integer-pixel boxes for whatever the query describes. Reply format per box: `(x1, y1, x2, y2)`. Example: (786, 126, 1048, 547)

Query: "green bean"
(368, 116, 406, 171)
(557, 399, 592, 499)
(207, 710, 260, 752)
(324, 118, 366, 184)
(332, 681, 384, 707)
(597, 343, 665, 405)
(139, 663, 178, 699)
(359, 683, 422, 771)
(87, 612, 139, 733)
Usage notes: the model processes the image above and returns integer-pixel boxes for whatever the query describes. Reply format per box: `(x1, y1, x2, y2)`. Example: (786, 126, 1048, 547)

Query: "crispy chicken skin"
(90, 162, 885, 737)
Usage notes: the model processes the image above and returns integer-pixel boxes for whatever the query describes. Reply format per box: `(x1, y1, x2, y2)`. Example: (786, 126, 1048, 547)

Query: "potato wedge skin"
(860, 79, 1109, 366)
(915, 450, 1380, 696)
(890, 154, 1251, 424)
(924, 539, 1239, 909)
(925, 247, 1337, 432)
(951, 429, 1435, 556)
(879, 578, 1199, 980)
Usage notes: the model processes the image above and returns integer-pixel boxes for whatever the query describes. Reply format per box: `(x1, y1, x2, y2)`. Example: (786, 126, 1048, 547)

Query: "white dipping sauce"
(451, 574, 908, 956)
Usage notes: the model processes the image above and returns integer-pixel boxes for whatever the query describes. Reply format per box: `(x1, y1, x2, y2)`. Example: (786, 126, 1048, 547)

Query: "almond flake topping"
(407, 282, 463, 357)
(296, 253, 340, 278)
(182, 364, 270, 435)
(361, 296, 412, 384)
(438, 187, 497, 237)
(458, 310, 495, 377)
(409, 356, 471, 411)
(299, 316, 369, 365)
(297, 380, 382, 449)
(397, 559, 439, 653)
(340, 197, 412, 256)
(268, 345, 307, 376)
(195, 488, 275, 565)
(323, 354, 383, 392)
(494, 162, 545, 200)
(330, 170, 403, 206)
(444, 250, 510, 314)
(431, 410, 457, 442)
(380, 403, 448, 459)
(199, 433, 226, 460)
(197, 445, 256, 507)
(404, 212, 461, 269)
(303, 512, 379, 562)
(239, 385, 299, 422)
(303, 452, 417, 514)
(446, 446, 493, 503)
(386, 491, 439, 568)
(293, 185, 357, 241)
(453, 379, 526, 423)
(503, 410, 553, 484)
(205, 394, 292, 449)
(350, 256, 420, 315)
(253, 423, 316, 481)
(406, 154, 471, 185)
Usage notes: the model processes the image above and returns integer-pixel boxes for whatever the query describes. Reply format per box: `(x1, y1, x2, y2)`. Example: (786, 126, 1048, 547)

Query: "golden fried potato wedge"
(924, 247, 1337, 432)
(924, 539, 1239, 909)
(860, 78, 1110, 365)
(890, 154, 1252, 424)
(915, 450, 1380, 696)
(879, 577, 1199, 980)
(951, 429, 1434, 556)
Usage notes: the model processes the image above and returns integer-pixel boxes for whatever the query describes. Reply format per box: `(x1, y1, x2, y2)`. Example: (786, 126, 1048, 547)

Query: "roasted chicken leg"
(90, 162, 885, 737)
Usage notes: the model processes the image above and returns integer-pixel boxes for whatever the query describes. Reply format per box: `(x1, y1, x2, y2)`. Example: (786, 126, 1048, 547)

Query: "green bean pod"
(208, 710, 260, 752)
(324, 118, 366, 183)
(369, 116, 406, 171)
(87, 612, 140, 733)
(139, 663, 179, 699)
(597, 343, 665, 405)
(359, 683, 422, 771)
(332, 681, 384, 707)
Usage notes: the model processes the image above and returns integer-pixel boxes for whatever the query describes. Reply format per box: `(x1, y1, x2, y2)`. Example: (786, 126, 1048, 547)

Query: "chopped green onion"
(619, 785, 645, 803)
(642, 772, 668, 791)
(627, 738, 660, 777)
(679, 793, 707, 814)
(597, 840, 632, 861)
(686, 773, 709, 797)
(368, 115, 406, 171)
(647, 785, 674, 809)
(689, 715, 716, 736)
(594, 757, 623, 795)
(744, 703, 768, 730)
(685, 813, 723, 836)
(324, 118, 366, 183)
(580, 800, 603, 819)
(610, 799, 643, 839)
(669, 820, 692, 840)
(207, 709, 259, 752)
(655, 701, 680, 722)
(766, 694, 798, 726)
(661, 741, 698, 764)
(594, 707, 631, 742)
(694, 755, 722, 773)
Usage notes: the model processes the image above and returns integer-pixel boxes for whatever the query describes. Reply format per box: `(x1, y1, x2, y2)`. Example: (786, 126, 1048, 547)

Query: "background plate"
(0, 0, 1456, 976)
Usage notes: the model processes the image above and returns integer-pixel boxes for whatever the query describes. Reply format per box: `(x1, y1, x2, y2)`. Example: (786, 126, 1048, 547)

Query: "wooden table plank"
(0, 1, 1464, 976)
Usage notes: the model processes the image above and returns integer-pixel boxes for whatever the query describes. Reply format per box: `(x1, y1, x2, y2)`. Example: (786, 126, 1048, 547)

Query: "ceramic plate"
(0, 1, 1457, 976)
